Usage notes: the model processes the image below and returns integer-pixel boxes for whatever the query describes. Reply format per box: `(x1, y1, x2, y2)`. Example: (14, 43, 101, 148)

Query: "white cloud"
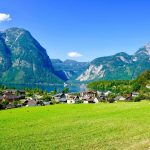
(68, 52, 82, 58)
(0, 13, 12, 22)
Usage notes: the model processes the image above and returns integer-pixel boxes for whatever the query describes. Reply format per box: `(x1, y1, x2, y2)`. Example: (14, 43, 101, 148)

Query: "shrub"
(42, 95, 52, 102)
(107, 93, 116, 103)
(2, 99, 9, 108)
(133, 94, 146, 102)
(0, 104, 3, 110)
(51, 99, 59, 104)
(13, 101, 18, 108)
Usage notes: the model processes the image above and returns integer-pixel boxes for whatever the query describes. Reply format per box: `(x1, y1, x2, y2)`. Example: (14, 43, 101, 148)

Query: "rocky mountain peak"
(77, 44, 150, 82)
(0, 27, 63, 83)
(135, 43, 150, 57)
(145, 42, 150, 55)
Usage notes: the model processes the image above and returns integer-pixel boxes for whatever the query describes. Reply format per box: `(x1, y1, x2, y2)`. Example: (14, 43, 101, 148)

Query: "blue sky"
(1, 0, 150, 62)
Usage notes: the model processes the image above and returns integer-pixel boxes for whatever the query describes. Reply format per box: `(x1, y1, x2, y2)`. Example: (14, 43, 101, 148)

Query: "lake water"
(2, 83, 88, 93)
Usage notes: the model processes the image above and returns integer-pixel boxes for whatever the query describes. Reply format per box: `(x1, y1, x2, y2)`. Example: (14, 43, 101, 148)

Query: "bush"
(42, 95, 52, 102)
(2, 99, 9, 108)
(0, 104, 3, 110)
(26, 93, 34, 97)
(13, 101, 18, 108)
(51, 99, 59, 104)
(133, 95, 146, 102)
(107, 93, 116, 103)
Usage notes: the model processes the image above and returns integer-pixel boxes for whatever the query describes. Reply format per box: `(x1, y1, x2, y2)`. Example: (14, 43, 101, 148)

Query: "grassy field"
(0, 101, 150, 150)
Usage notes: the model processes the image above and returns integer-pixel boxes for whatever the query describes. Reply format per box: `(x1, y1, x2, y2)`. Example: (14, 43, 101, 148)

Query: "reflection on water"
(1, 83, 87, 93)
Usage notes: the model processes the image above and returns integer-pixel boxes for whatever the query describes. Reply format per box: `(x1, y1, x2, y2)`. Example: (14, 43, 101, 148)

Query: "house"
(3, 94, 20, 102)
(93, 97, 99, 103)
(6, 103, 15, 109)
(36, 100, 45, 106)
(65, 93, 79, 104)
(146, 85, 150, 89)
(67, 96, 80, 104)
(96, 91, 106, 101)
(0, 96, 3, 102)
(97, 91, 105, 97)
(83, 97, 99, 104)
(80, 91, 99, 104)
(67, 99, 76, 104)
(54, 93, 67, 103)
(114, 96, 126, 101)
(83, 98, 95, 104)
(66, 94, 75, 104)
(18, 90, 25, 95)
(80, 91, 97, 98)
(3, 89, 17, 95)
(43, 101, 53, 105)
(26, 100, 37, 107)
(132, 92, 139, 97)
(22, 100, 29, 106)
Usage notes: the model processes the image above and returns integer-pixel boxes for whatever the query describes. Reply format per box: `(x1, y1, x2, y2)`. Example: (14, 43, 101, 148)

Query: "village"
(0, 88, 140, 109)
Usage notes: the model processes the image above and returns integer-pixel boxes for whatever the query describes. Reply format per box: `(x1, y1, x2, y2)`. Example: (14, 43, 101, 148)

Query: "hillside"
(87, 70, 150, 94)
(77, 44, 150, 82)
(0, 28, 62, 84)
(136, 70, 150, 86)
(0, 102, 150, 150)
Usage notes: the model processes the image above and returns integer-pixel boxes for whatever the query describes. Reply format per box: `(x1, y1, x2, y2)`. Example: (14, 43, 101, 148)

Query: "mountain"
(77, 43, 150, 82)
(0, 27, 150, 84)
(0, 27, 62, 84)
(51, 59, 89, 81)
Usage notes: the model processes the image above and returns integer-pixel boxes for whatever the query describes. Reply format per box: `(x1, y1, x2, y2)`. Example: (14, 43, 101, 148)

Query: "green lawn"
(0, 101, 150, 150)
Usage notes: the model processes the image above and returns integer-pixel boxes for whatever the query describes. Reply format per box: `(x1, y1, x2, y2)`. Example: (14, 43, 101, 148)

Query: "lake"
(1, 83, 88, 93)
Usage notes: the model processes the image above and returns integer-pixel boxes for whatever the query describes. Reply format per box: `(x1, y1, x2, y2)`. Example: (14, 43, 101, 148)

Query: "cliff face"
(0, 28, 62, 83)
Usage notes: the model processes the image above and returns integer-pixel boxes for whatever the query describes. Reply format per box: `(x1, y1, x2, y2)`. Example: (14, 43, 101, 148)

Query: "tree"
(53, 87, 57, 95)
(107, 93, 116, 103)
(2, 99, 9, 108)
(62, 87, 69, 94)
(42, 95, 52, 102)
(13, 101, 18, 107)
(132, 83, 141, 91)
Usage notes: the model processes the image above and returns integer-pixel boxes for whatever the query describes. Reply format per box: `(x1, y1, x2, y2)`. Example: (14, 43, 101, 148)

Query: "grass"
(0, 101, 150, 150)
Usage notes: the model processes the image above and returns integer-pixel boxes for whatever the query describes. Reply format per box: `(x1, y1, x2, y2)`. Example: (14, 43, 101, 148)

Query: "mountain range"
(0, 27, 150, 84)
(77, 45, 150, 82)
(51, 59, 89, 81)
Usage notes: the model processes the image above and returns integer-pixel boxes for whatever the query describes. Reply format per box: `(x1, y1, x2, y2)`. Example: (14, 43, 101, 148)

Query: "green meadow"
(0, 101, 150, 150)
